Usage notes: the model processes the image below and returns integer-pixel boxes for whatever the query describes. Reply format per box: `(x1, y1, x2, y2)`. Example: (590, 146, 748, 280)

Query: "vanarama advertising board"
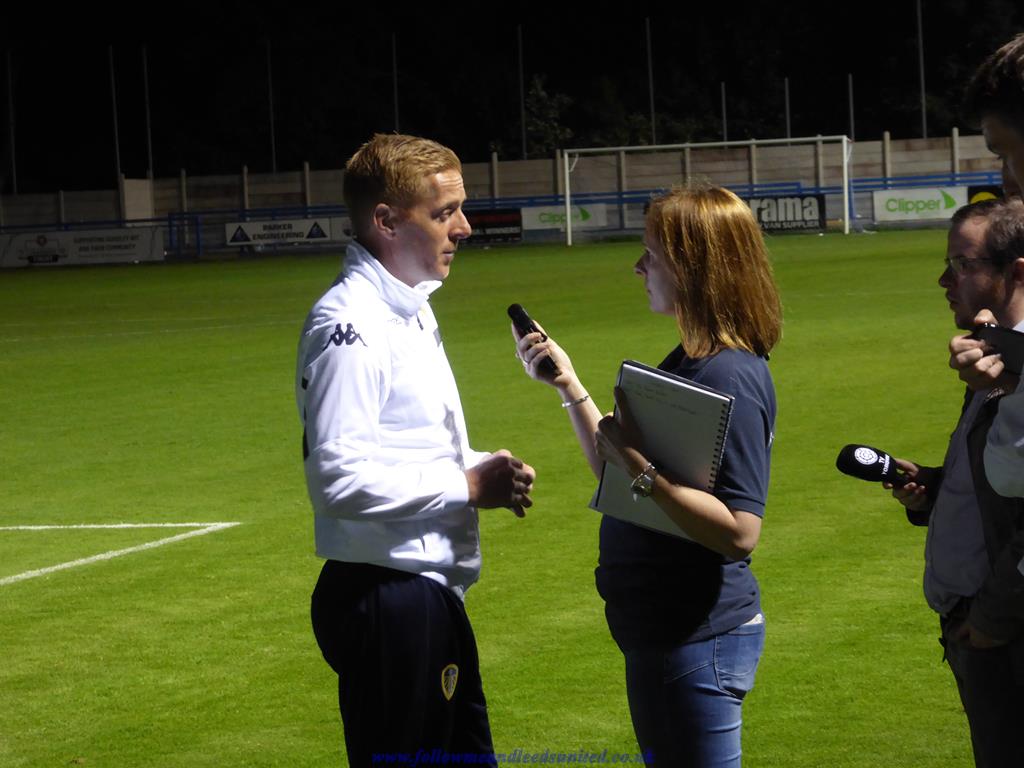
(744, 194, 825, 232)
(873, 187, 968, 222)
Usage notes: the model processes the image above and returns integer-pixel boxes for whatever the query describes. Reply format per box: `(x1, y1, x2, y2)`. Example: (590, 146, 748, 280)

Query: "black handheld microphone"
(508, 303, 560, 377)
(835, 444, 908, 487)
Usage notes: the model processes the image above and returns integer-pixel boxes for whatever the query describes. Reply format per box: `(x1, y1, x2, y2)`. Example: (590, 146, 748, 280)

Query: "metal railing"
(1, 171, 1005, 259)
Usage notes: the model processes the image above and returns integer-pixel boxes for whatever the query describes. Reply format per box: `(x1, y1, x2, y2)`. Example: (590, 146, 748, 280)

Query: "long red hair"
(647, 186, 783, 358)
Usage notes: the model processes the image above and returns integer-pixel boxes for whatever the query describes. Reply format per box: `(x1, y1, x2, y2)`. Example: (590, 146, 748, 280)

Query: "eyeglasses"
(944, 255, 995, 275)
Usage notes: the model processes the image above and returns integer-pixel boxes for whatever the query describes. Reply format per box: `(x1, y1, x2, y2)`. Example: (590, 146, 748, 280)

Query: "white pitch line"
(0, 522, 241, 586)
(0, 523, 235, 531)
(0, 319, 295, 345)
(0, 316, 227, 329)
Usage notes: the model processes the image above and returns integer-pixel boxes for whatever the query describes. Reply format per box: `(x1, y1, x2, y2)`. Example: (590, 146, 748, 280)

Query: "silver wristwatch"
(630, 463, 658, 500)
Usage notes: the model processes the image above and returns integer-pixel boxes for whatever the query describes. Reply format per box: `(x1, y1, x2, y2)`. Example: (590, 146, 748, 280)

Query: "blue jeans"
(623, 615, 765, 768)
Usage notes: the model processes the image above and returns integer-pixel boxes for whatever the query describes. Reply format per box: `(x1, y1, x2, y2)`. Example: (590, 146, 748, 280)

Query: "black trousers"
(941, 608, 1024, 768)
(311, 560, 496, 767)
(945, 637, 1024, 768)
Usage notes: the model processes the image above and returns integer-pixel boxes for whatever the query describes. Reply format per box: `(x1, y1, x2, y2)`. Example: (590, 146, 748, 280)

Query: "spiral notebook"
(590, 359, 734, 540)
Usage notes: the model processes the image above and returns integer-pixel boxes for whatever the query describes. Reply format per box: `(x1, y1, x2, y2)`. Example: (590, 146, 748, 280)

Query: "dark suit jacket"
(908, 388, 1024, 680)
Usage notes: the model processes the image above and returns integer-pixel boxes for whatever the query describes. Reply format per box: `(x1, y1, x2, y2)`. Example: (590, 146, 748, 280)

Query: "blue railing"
(1, 171, 1005, 257)
(464, 181, 810, 211)
(0, 215, 170, 234)
(466, 171, 1002, 211)
(850, 170, 1001, 191)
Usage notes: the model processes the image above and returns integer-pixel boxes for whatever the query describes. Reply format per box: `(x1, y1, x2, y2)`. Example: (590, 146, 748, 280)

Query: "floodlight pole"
(646, 18, 656, 145)
(720, 82, 727, 142)
(518, 25, 526, 159)
(916, 0, 927, 138)
(392, 34, 400, 132)
(847, 73, 855, 141)
(784, 76, 791, 141)
(109, 46, 122, 184)
(266, 40, 277, 174)
(142, 45, 154, 179)
(6, 49, 15, 194)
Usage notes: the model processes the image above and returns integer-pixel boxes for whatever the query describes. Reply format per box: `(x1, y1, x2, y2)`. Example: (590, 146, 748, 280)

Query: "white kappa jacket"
(296, 242, 489, 598)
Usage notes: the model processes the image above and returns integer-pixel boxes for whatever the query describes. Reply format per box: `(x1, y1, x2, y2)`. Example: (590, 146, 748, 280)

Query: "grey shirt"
(924, 391, 992, 615)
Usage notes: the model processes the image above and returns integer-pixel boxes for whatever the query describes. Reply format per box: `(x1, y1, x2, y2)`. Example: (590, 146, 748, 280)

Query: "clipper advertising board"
(873, 187, 968, 222)
(521, 204, 608, 231)
(743, 194, 826, 232)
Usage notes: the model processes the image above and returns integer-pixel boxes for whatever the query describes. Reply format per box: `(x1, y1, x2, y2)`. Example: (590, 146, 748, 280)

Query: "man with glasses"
(885, 199, 1024, 767)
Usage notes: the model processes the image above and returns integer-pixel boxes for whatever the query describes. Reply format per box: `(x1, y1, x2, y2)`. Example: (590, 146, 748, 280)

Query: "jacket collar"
(344, 241, 441, 319)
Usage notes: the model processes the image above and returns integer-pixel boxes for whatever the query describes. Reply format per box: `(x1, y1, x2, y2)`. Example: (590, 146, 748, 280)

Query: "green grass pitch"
(0, 229, 976, 766)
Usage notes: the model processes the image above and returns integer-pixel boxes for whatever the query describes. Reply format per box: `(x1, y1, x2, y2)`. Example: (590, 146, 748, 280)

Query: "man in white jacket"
(297, 133, 535, 766)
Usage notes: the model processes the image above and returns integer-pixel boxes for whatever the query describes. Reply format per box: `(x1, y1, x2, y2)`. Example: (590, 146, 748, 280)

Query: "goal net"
(560, 135, 853, 245)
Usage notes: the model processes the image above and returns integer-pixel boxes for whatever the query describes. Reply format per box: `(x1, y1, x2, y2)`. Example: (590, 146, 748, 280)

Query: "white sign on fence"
(0, 227, 163, 268)
(225, 218, 340, 246)
(521, 204, 608, 231)
(329, 216, 353, 241)
(873, 187, 968, 222)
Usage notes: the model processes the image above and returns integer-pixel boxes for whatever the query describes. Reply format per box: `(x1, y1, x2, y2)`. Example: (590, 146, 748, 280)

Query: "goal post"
(561, 135, 853, 245)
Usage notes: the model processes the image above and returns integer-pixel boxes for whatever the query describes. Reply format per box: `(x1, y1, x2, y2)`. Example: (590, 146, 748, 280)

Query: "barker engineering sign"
(743, 194, 826, 232)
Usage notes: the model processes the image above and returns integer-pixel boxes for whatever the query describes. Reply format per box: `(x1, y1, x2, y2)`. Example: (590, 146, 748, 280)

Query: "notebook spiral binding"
(706, 410, 732, 491)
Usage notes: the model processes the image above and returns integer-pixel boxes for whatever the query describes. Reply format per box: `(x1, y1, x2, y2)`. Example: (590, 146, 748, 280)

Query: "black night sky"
(3, 1, 1023, 193)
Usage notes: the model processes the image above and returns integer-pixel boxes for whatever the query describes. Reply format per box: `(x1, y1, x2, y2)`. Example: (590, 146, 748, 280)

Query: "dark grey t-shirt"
(596, 346, 776, 651)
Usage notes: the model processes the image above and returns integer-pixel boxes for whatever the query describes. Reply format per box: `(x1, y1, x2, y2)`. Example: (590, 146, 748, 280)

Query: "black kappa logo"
(323, 323, 367, 349)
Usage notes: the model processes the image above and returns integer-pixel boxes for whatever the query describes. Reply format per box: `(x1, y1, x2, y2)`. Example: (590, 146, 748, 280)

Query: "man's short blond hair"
(343, 133, 462, 238)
